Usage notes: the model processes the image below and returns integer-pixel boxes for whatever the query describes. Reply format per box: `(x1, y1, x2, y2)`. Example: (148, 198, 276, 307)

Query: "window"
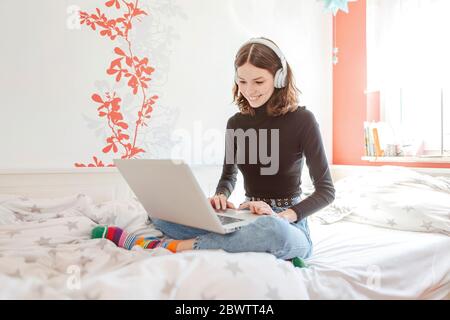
(366, 0, 450, 156)
(380, 86, 449, 155)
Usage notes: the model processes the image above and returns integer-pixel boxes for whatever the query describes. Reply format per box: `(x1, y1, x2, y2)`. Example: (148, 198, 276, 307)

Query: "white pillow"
(0, 193, 93, 224)
(0, 193, 163, 238)
(87, 198, 163, 238)
(312, 166, 450, 235)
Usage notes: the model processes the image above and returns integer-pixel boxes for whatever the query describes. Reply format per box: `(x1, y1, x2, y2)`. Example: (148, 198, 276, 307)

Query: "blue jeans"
(151, 196, 313, 260)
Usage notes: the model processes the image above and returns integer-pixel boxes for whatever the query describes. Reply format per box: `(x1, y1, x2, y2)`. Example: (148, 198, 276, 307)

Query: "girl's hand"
(238, 201, 274, 215)
(277, 209, 298, 223)
(208, 193, 236, 211)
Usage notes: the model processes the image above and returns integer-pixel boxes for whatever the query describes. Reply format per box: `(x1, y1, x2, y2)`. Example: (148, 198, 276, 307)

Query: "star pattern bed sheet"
(0, 193, 448, 299)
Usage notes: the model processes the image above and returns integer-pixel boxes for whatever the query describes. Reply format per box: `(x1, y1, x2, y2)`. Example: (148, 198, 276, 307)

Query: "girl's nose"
(245, 86, 257, 96)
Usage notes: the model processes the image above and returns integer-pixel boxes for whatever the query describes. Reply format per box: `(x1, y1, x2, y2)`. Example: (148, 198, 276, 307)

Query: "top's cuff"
(215, 188, 231, 199)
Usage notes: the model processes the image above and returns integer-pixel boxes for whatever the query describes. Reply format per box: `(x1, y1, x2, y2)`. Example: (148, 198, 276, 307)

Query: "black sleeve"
(290, 112, 335, 221)
(215, 117, 238, 198)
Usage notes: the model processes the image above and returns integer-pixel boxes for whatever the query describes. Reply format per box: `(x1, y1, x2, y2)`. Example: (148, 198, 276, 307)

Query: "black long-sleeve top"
(215, 104, 335, 222)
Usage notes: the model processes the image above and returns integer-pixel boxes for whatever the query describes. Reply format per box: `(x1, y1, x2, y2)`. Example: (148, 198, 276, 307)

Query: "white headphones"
(235, 38, 288, 89)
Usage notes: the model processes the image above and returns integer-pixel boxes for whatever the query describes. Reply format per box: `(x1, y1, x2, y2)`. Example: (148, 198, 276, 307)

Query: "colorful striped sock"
(91, 225, 182, 253)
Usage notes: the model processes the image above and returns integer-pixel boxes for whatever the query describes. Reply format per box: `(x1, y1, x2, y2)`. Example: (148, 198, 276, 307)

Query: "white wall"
(0, 0, 332, 170)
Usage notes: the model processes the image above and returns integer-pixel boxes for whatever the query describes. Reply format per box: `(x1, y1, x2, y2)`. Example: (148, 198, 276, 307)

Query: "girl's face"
(236, 62, 275, 108)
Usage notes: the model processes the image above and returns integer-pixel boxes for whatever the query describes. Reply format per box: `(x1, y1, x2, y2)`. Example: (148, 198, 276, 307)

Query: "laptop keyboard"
(218, 215, 244, 225)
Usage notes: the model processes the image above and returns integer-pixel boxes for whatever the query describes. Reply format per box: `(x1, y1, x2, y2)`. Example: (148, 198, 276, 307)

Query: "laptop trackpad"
(215, 209, 259, 222)
(216, 215, 245, 225)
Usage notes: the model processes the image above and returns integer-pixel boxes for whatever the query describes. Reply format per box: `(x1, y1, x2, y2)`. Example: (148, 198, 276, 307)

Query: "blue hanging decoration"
(332, 16, 338, 65)
(321, 0, 350, 16)
(324, 1, 353, 65)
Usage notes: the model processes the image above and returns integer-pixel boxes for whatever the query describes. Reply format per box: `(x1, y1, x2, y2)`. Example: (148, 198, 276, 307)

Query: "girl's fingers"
(227, 201, 236, 209)
(214, 197, 221, 210)
(251, 204, 259, 214)
(238, 201, 272, 215)
(239, 202, 249, 209)
(208, 195, 237, 211)
(221, 198, 227, 210)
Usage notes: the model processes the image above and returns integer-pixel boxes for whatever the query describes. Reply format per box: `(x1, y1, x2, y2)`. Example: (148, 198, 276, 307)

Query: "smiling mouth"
(248, 95, 262, 101)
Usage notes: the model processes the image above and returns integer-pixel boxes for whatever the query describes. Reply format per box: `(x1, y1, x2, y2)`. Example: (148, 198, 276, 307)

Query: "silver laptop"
(113, 159, 259, 234)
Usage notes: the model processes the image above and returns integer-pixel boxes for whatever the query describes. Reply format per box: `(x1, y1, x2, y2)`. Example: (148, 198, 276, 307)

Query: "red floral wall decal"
(75, 0, 157, 167)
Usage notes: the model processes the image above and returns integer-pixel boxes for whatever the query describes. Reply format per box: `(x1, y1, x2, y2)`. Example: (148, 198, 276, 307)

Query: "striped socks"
(91, 225, 182, 253)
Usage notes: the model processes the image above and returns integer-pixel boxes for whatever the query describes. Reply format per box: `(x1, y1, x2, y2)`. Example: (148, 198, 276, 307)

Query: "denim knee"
(151, 218, 165, 230)
(152, 218, 208, 240)
(254, 215, 312, 259)
(254, 216, 291, 256)
(151, 218, 173, 236)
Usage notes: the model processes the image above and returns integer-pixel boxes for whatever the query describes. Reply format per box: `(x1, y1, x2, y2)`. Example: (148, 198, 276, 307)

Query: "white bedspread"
(306, 221, 450, 299)
(0, 194, 448, 299)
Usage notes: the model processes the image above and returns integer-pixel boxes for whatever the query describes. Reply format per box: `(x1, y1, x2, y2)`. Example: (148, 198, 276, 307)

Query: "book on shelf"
(363, 121, 373, 156)
(363, 121, 386, 157)
(363, 124, 369, 156)
(372, 127, 384, 157)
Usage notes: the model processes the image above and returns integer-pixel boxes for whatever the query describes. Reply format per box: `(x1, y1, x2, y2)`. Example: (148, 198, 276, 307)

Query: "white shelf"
(361, 156, 450, 163)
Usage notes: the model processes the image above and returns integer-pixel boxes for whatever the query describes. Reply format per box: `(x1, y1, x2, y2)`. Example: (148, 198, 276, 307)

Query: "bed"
(0, 165, 449, 299)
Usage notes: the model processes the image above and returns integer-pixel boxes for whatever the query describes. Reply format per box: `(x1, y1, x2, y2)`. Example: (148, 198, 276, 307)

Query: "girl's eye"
(239, 81, 246, 84)
(256, 81, 264, 85)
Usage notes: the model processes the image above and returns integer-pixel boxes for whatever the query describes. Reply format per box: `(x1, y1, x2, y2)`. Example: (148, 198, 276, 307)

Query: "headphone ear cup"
(274, 68, 284, 88)
(275, 68, 287, 88)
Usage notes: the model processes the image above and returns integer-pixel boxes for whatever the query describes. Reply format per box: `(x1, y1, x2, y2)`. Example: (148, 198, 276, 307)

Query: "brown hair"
(233, 38, 301, 117)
